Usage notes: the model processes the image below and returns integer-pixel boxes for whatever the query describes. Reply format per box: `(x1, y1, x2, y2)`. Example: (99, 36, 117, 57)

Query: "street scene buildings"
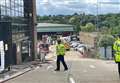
(0, 0, 120, 83)
(0, 0, 37, 67)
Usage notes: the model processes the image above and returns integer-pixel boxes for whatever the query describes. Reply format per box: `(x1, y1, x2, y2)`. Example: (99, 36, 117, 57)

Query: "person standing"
(55, 39, 68, 71)
(113, 34, 120, 77)
(39, 36, 49, 62)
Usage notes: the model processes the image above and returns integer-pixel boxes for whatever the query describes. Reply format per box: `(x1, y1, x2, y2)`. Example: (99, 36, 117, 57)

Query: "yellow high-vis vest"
(56, 44, 65, 55)
(113, 39, 120, 62)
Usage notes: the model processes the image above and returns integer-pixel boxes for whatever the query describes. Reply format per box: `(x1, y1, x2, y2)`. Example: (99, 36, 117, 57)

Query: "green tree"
(69, 16, 81, 32)
(36, 13, 120, 34)
(81, 23, 95, 32)
(98, 35, 115, 58)
(86, 23, 95, 32)
(110, 26, 120, 35)
(98, 35, 114, 47)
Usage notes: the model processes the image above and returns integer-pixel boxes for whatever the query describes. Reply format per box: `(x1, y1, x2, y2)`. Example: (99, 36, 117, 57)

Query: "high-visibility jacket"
(113, 39, 120, 62)
(56, 44, 65, 55)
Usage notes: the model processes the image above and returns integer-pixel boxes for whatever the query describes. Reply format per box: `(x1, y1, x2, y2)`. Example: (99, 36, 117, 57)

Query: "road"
(5, 50, 120, 83)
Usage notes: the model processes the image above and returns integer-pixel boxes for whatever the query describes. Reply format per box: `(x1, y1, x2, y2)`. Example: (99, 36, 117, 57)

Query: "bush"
(97, 35, 115, 47)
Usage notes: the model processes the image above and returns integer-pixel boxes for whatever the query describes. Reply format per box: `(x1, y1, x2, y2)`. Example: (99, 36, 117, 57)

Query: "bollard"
(8, 65, 11, 71)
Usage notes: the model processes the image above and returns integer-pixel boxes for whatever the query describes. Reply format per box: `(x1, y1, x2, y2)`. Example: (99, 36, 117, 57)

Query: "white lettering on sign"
(0, 41, 5, 72)
(5, 44, 8, 51)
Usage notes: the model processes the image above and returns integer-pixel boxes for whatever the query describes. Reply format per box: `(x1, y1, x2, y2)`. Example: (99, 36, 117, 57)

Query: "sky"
(36, 0, 120, 16)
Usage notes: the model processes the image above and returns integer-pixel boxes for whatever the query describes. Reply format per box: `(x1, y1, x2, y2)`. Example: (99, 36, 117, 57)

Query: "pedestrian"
(113, 34, 120, 77)
(39, 36, 49, 63)
(37, 40, 41, 60)
(55, 39, 68, 71)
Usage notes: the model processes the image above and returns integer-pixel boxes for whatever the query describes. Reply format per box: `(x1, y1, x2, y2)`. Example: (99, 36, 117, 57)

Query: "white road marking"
(89, 65, 96, 69)
(35, 66, 40, 70)
(47, 65, 53, 70)
(69, 77, 75, 83)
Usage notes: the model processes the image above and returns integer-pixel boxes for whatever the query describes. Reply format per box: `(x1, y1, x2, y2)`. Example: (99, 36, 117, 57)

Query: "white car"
(77, 47, 85, 54)
(71, 42, 79, 48)
(70, 41, 75, 44)
(75, 44, 86, 51)
(62, 36, 71, 42)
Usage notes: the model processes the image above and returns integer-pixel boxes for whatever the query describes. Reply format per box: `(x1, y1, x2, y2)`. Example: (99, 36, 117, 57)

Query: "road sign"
(0, 41, 5, 72)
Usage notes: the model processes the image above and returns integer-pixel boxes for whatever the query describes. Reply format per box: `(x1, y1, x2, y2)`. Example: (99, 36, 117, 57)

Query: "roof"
(37, 23, 74, 28)
(37, 23, 75, 32)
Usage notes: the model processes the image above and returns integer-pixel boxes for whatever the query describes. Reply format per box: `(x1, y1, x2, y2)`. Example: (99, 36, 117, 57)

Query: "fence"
(98, 46, 113, 60)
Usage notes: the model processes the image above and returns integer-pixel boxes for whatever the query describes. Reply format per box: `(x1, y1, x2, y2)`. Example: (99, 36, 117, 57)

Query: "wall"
(98, 46, 113, 60)
(79, 32, 98, 47)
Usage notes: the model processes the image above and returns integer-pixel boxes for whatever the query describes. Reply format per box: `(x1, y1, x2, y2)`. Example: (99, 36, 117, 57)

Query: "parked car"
(75, 44, 86, 51)
(69, 41, 75, 44)
(77, 47, 85, 54)
(71, 42, 79, 48)
(70, 35, 79, 41)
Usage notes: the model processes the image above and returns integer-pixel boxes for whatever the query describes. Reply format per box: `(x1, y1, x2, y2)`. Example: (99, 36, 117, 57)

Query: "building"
(0, 0, 37, 68)
(37, 23, 75, 40)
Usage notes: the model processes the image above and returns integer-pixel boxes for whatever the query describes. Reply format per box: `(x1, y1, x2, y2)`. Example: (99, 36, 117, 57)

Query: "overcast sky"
(36, 0, 120, 16)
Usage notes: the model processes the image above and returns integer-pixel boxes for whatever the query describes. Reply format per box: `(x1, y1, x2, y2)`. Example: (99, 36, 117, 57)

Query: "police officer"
(55, 39, 68, 71)
(113, 34, 120, 77)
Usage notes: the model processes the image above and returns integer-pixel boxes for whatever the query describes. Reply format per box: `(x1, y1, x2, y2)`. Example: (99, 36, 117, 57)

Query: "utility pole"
(96, 0, 99, 32)
(24, 0, 37, 60)
(79, 11, 84, 25)
(31, 0, 37, 60)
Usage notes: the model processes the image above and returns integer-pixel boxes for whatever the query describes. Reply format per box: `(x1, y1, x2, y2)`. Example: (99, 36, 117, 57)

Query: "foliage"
(69, 16, 81, 32)
(37, 13, 120, 34)
(110, 26, 120, 34)
(97, 35, 115, 47)
(80, 23, 95, 32)
(86, 23, 95, 32)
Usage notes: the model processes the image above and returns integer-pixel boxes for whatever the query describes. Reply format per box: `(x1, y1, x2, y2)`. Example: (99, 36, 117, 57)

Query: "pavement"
(2, 45, 120, 83)
(0, 61, 43, 83)
(0, 45, 56, 83)
(5, 63, 69, 83)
